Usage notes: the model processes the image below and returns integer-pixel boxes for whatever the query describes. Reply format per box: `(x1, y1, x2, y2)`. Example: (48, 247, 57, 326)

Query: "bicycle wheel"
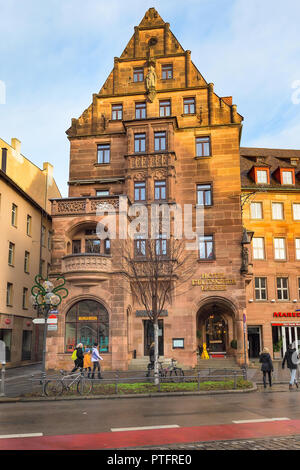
(44, 380, 63, 397)
(77, 378, 93, 395)
(174, 367, 184, 382)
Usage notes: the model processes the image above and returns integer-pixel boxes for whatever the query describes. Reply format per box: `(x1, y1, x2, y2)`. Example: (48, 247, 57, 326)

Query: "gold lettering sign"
(78, 316, 98, 321)
(192, 274, 236, 291)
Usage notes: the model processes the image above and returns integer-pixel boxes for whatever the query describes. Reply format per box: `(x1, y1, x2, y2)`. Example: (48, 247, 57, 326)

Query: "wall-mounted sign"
(78, 317, 98, 321)
(273, 312, 300, 318)
(4, 319, 11, 325)
(172, 338, 184, 349)
(192, 274, 236, 291)
(135, 310, 168, 317)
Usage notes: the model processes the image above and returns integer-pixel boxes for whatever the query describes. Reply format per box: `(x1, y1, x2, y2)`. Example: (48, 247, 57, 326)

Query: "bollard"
(0, 363, 5, 397)
(114, 373, 119, 394)
(197, 372, 200, 391)
(233, 371, 237, 389)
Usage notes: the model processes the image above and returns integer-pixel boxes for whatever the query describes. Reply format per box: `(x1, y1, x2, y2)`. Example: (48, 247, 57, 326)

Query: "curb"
(0, 383, 257, 403)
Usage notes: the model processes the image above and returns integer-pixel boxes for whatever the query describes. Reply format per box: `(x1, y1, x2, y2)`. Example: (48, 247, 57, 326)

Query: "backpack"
(71, 349, 77, 361)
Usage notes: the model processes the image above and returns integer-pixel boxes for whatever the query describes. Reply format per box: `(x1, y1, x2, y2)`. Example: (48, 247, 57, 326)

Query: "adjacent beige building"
(0, 137, 61, 367)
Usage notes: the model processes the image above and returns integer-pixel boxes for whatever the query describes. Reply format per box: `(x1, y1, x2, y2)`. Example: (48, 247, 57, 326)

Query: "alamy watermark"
(0, 80, 6, 104)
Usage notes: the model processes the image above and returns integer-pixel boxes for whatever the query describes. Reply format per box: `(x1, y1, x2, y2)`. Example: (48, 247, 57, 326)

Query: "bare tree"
(118, 236, 194, 384)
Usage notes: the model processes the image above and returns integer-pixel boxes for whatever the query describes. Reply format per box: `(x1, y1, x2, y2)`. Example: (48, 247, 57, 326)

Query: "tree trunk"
(153, 319, 159, 385)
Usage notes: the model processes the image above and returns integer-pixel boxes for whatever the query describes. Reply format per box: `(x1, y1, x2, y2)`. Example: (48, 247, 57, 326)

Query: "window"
(1, 148, 7, 173)
(111, 104, 123, 120)
(183, 97, 195, 114)
(96, 190, 110, 197)
(11, 203, 17, 226)
(85, 239, 101, 254)
(72, 240, 81, 254)
(22, 287, 28, 309)
(197, 184, 212, 206)
(48, 231, 52, 250)
(250, 202, 263, 219)
(154, 180, 166, 200)
(104, 239, 111, 255)
(155, 234, 168, 256)
(162, 64, 173, 80)
(65, 300, 109, 353)
(39, 259, 45, 277)
(8, 242, 15, 266)
(154, 131, 167, 151)
(277, 277, 289, 300)
(134, 181, 146, 201)
(134, 133, 146, 153)
(196, 137, 210, 157)
(24, 251, 30, 273)
(21, 331, 32, 361)
(293, 203, 300, 220)
(282, 171, 294, 185)
(135, 102, 146, 119)
(6, 283, 13, 306)
(41, 225, 46, 246)
(26, 215, 32, 236)
(272, 203, 284, 220)
(252, 237, 265, 260)
(274, 238, 286, 260)
(97, 144, 110, 164)
(256, 170, 268, 184)
(255, 277, 267, 300)
(133, 68, 144, 82)
(198, 235, 214, 260)
(296, 239, 300, 260)
(134, 236, 146, 257)
(159, 100, 171, 117)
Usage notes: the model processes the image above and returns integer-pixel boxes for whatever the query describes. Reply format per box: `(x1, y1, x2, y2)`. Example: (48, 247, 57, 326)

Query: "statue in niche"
(241, 246, 249, 274)
(145, 64, 157, 102)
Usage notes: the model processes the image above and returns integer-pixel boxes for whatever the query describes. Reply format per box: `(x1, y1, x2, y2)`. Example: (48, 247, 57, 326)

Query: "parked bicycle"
(158, 359, 184, 381)
(43, 370, 93, 397)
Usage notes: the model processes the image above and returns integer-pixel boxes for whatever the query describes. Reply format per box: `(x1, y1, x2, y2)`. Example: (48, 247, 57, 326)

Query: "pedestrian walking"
(91, 342, 103, 379)
(259, 347, 273, 388)
(71, 343, 84, 373)
(83, 349, 92, 378)
(146, 342, 155, 377)
(282, 343, 299, 390)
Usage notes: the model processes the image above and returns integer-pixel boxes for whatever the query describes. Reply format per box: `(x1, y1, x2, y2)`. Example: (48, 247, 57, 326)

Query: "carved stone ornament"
(145, 65, 157, 102)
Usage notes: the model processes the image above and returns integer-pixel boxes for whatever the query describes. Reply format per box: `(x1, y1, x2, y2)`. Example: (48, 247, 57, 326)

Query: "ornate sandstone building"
(48, 8, 256, 371)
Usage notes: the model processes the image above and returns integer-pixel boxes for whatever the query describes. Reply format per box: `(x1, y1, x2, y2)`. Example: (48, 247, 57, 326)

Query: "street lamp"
(30, 275, 68, 379)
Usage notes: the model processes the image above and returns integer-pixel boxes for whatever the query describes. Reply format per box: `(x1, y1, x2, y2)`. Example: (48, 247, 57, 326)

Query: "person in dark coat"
(146, 342, 155, 377)
(259, 347, 273, 388)
(282, 343, 299, 390)
(71, 343, 84, 373)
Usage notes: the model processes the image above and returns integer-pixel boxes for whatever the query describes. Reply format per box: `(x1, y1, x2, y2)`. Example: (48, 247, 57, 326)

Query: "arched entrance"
(196, 298, 237, 358)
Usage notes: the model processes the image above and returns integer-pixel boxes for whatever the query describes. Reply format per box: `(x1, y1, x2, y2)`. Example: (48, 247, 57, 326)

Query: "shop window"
(277, 277, 289, 300)
(22, 330, 32, 361)
(0, 329, 11, 362)
(65, 300, 109, 353)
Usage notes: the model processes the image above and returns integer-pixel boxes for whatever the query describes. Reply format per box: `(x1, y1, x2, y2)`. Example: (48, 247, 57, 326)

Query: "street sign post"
(0, 340, 6, 397)
(33, 318, 58, 324)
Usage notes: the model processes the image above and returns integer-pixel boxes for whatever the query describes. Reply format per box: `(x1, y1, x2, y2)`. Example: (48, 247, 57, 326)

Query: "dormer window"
(281, 170, 294, 185)
(256, 169, 268, 184)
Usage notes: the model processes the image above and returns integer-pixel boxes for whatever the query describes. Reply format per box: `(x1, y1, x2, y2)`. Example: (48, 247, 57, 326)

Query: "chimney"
(11, 138, 21, 154)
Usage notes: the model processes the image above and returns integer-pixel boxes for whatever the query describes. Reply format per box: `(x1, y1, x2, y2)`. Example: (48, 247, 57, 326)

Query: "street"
(1, 387, 300, 450)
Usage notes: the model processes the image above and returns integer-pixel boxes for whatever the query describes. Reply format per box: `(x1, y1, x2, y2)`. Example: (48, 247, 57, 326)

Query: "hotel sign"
(273, 312, 300, 318)
(192, 274, 236, 291)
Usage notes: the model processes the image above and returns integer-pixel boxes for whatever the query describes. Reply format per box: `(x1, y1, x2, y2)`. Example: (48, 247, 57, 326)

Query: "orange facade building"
(47, 8, 299, 371)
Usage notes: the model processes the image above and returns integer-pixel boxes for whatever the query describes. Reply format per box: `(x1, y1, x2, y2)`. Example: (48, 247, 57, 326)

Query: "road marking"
(232, 418, 290, 424)
(111, 425, 180, 432)
(0, 433, 43, 439)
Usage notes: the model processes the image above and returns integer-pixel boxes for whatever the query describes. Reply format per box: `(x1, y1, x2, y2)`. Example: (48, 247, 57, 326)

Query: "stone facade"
(48, 8, 249, 371)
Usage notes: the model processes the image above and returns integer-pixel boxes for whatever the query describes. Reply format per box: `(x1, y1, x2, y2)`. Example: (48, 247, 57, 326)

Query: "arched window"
(65, 300, 109, 353)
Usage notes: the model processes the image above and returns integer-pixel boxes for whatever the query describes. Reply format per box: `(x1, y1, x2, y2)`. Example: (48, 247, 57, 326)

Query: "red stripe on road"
(0, 420, 300, 450)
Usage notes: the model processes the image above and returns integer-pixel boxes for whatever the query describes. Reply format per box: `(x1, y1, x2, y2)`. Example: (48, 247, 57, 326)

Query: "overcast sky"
(1, 0, 300, 196)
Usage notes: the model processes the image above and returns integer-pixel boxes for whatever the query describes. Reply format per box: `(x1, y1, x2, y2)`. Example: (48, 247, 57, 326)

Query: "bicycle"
(158, 359, 184, 382)
(43, 370, 93, 397)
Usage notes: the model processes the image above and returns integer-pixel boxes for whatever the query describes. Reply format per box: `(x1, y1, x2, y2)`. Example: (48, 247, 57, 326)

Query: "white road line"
(0, 433, 43, 439)
(232, 418, 290, 424)
(111, 425, 180, 432)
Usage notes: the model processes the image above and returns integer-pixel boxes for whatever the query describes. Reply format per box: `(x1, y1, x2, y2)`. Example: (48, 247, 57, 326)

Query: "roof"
(240, 147, 300, 190)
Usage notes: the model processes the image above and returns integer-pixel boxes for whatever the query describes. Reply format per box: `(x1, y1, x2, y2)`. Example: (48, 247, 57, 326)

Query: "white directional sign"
(0, 340, 5, 364)
(33, 318, 58, 324)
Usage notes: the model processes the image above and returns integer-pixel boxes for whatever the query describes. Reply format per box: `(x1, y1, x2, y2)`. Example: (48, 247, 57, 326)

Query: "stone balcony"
(61, 253, 112, 282)
(51, 195, 120, 217)
(124, 151, 176, 171)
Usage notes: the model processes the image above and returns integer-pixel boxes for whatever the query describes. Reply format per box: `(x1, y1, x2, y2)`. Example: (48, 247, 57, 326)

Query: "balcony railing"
(61, 253, 112, 274)
(51, 196, 121, 216)
(125, 151, 176, 170)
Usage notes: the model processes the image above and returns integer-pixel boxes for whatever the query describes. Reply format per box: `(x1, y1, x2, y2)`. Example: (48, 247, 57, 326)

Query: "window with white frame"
(272, 202, 284, 220)
(293, 203, 300, 220)
(282, 171, 293, 185)
(274, 237, 286, 260)
(256, 170, 268, 184)
(277, 277, 289, 300)
(254, 277, 267, 300)
(252, 237, 265, 260)
(250, 202, 263, 219)
(295, 238, 300, 260)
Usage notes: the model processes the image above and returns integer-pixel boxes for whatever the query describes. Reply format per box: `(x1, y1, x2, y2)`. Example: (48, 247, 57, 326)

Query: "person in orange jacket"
(83, 349, 92, 378)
